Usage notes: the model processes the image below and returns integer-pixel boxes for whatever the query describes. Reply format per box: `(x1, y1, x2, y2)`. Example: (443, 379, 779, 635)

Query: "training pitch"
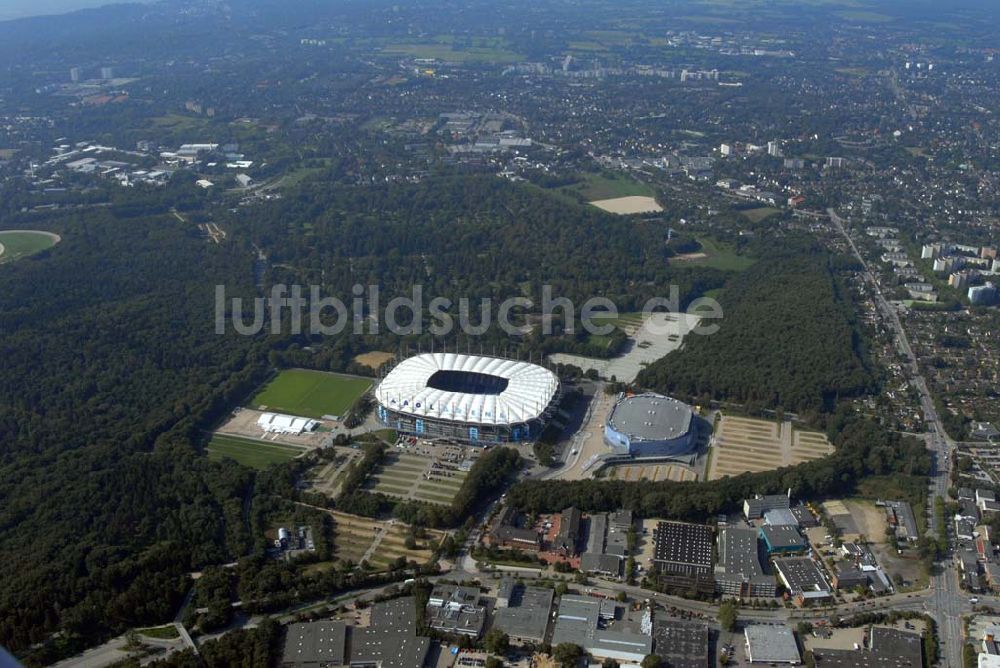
(251, 368, 372, 419)
(206, 434, 306, 470)
(0, 230, 61, 264)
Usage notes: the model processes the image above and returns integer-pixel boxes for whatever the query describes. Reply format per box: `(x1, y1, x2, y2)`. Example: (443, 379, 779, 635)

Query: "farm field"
(367, 451, 468, 506)
(0, 230, 61, 264)
(206, 434, 306, 470)
(251, 368, 371, 419)
(707, 414, 833, 480)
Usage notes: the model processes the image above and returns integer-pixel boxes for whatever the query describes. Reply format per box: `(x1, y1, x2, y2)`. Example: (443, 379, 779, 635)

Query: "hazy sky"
(0, 0, 121, 21)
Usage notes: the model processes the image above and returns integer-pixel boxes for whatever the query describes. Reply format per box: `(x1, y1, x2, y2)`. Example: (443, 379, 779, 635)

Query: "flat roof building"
(426, 585, 486, 637)
(493, 581, 554, 644)
(744, 493, 791, 520)
(715, 528, 775, 598)
(760, 525, 808, 554)
(812, 626, 923, 667)
(604, 393, 696, 457)
(744, 625, 800, 664)
(352, 597, 431, 668)
(651, 521, 714, 594)
(282, 621, 346, 668)
(551, 595, 652, 664)
(651, 619, 709, 668)
(773, 557, 832, 606)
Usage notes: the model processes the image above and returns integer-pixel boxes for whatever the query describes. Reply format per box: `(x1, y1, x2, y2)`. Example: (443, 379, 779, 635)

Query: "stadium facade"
(603, 392, 696, 457)
(375, 353, 560, 444)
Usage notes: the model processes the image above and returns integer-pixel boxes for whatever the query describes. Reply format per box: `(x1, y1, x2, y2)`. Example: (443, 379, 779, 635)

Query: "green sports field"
(250, 369, 372, 419)
(206, 434, 305, 470)
(0, 230, 60, 264)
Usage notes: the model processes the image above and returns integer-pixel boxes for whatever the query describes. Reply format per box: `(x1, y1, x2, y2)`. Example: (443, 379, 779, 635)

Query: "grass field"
(251, 369, 371, 419)
(568, 172, 655, 201)
(136, 625, 180, 640)
(0, 230, 60, 264)
(381, 43, 523, 63)
(682, 237, 756, 271)
(740, 207, 781, 223)
(206, 434, 304, 470)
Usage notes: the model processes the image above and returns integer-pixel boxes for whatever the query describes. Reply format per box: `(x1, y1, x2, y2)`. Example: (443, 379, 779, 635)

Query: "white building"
(257, 412, 318, 435)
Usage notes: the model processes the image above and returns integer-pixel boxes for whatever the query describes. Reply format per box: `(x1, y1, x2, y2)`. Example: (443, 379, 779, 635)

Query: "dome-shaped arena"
(603, 392, 696, 457)
(375, 353, 561, 443)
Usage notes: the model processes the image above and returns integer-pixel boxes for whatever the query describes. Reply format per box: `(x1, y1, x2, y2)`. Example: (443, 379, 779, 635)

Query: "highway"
(830, 208, 967, 667)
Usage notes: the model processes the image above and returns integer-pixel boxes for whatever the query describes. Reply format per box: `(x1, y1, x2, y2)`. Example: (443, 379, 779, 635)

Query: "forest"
(637, 250, 878, 414)
(0, 203, 271, 662)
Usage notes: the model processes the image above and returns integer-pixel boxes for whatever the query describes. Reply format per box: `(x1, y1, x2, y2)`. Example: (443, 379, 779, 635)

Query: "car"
(970, 597, 979, 604)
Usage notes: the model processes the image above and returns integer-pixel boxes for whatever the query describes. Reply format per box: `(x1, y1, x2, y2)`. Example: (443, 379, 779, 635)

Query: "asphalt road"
(830, 208, 966, 667)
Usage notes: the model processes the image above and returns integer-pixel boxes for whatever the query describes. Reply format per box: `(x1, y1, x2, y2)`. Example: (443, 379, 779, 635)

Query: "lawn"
(740, 207, 781, 223)
(251, 369, 371, 419)
(0, 230, 60, 264)
(567, 172, 654, 201)
(380, 43, 524, 63)
(681, 237, 756, 272)
(137, 625, 180, 640)
(206, 434, 304, 470)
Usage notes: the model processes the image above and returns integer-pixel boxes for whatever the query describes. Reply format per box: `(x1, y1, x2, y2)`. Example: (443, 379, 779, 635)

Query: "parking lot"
(707, 414, 833, 480)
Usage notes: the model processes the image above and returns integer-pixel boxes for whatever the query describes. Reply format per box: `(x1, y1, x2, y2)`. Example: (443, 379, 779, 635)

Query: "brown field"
(708, 414, 833, 480)
(353, 351, 395, 370)
(589, 195, 663, 214)
(608, 463, 697, 482)
(303, 509, 445, 572)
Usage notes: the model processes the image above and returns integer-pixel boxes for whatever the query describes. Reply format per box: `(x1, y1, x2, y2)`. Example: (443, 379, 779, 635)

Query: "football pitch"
(206, 434, 305, 470)
(250, 369, 372, 419)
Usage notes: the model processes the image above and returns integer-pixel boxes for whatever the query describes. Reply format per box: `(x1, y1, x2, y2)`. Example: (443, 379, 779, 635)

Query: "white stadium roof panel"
(376, 353, 559, 426)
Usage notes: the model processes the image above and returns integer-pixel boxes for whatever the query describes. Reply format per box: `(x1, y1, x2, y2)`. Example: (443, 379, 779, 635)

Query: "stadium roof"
(607, 393, 693, 442)
(376, 353, 559, 426)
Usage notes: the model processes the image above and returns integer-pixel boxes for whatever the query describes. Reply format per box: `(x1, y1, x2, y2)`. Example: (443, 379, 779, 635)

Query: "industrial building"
(493, 579, 554, 643)
(425, 585, 486, 638)
(760, 525, 808, 555)
(811, 627, 923, 667)
(281, 598, 431, 668)
(281, 621, 347, 668)
(773, 557, 832, 606)
(743, 493, 791, 520)
(580, 510, 632, 577)
(715, 528, 776, 598)
(651, 521, 714, 594)
(375, 353, 560, 443)
(551, 595, 652, 664)
(651, 620, 709, 668)
(744, 625, 800, 664)
(603, 393, 696, 457)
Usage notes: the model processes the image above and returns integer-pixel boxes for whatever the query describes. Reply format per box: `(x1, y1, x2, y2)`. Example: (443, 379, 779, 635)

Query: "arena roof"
(375, 353, 559, 426)
(607, 393, 693, 442)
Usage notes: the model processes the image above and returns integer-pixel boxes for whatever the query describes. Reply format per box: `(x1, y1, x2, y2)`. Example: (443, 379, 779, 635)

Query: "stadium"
(375, 353, 561, 444)
(603, 392, 696, 457)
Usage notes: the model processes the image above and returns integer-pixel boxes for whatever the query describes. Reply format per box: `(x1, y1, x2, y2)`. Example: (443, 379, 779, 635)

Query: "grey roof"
(744, 625, 800, 663)
(350, 628, 430, 668)
(581, 552, 622, 575)
(586, 514, 608, 554)
(652, 620, 709, 668)
(281, 621, 346, 667)
(763, 508, 799, 527)
(773, 557, 831, 596)
(493, 585, 554, 642)
(370, 597, 420, 634)
(716, 527, 769, 583)
(551, 595, 600, 647)
(607, 393, 693, 442)
(426, 585, 485, 637)
(744, 494, 791, 519)
(814, 627, 923, 667)
(761, 525, 807, 550)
